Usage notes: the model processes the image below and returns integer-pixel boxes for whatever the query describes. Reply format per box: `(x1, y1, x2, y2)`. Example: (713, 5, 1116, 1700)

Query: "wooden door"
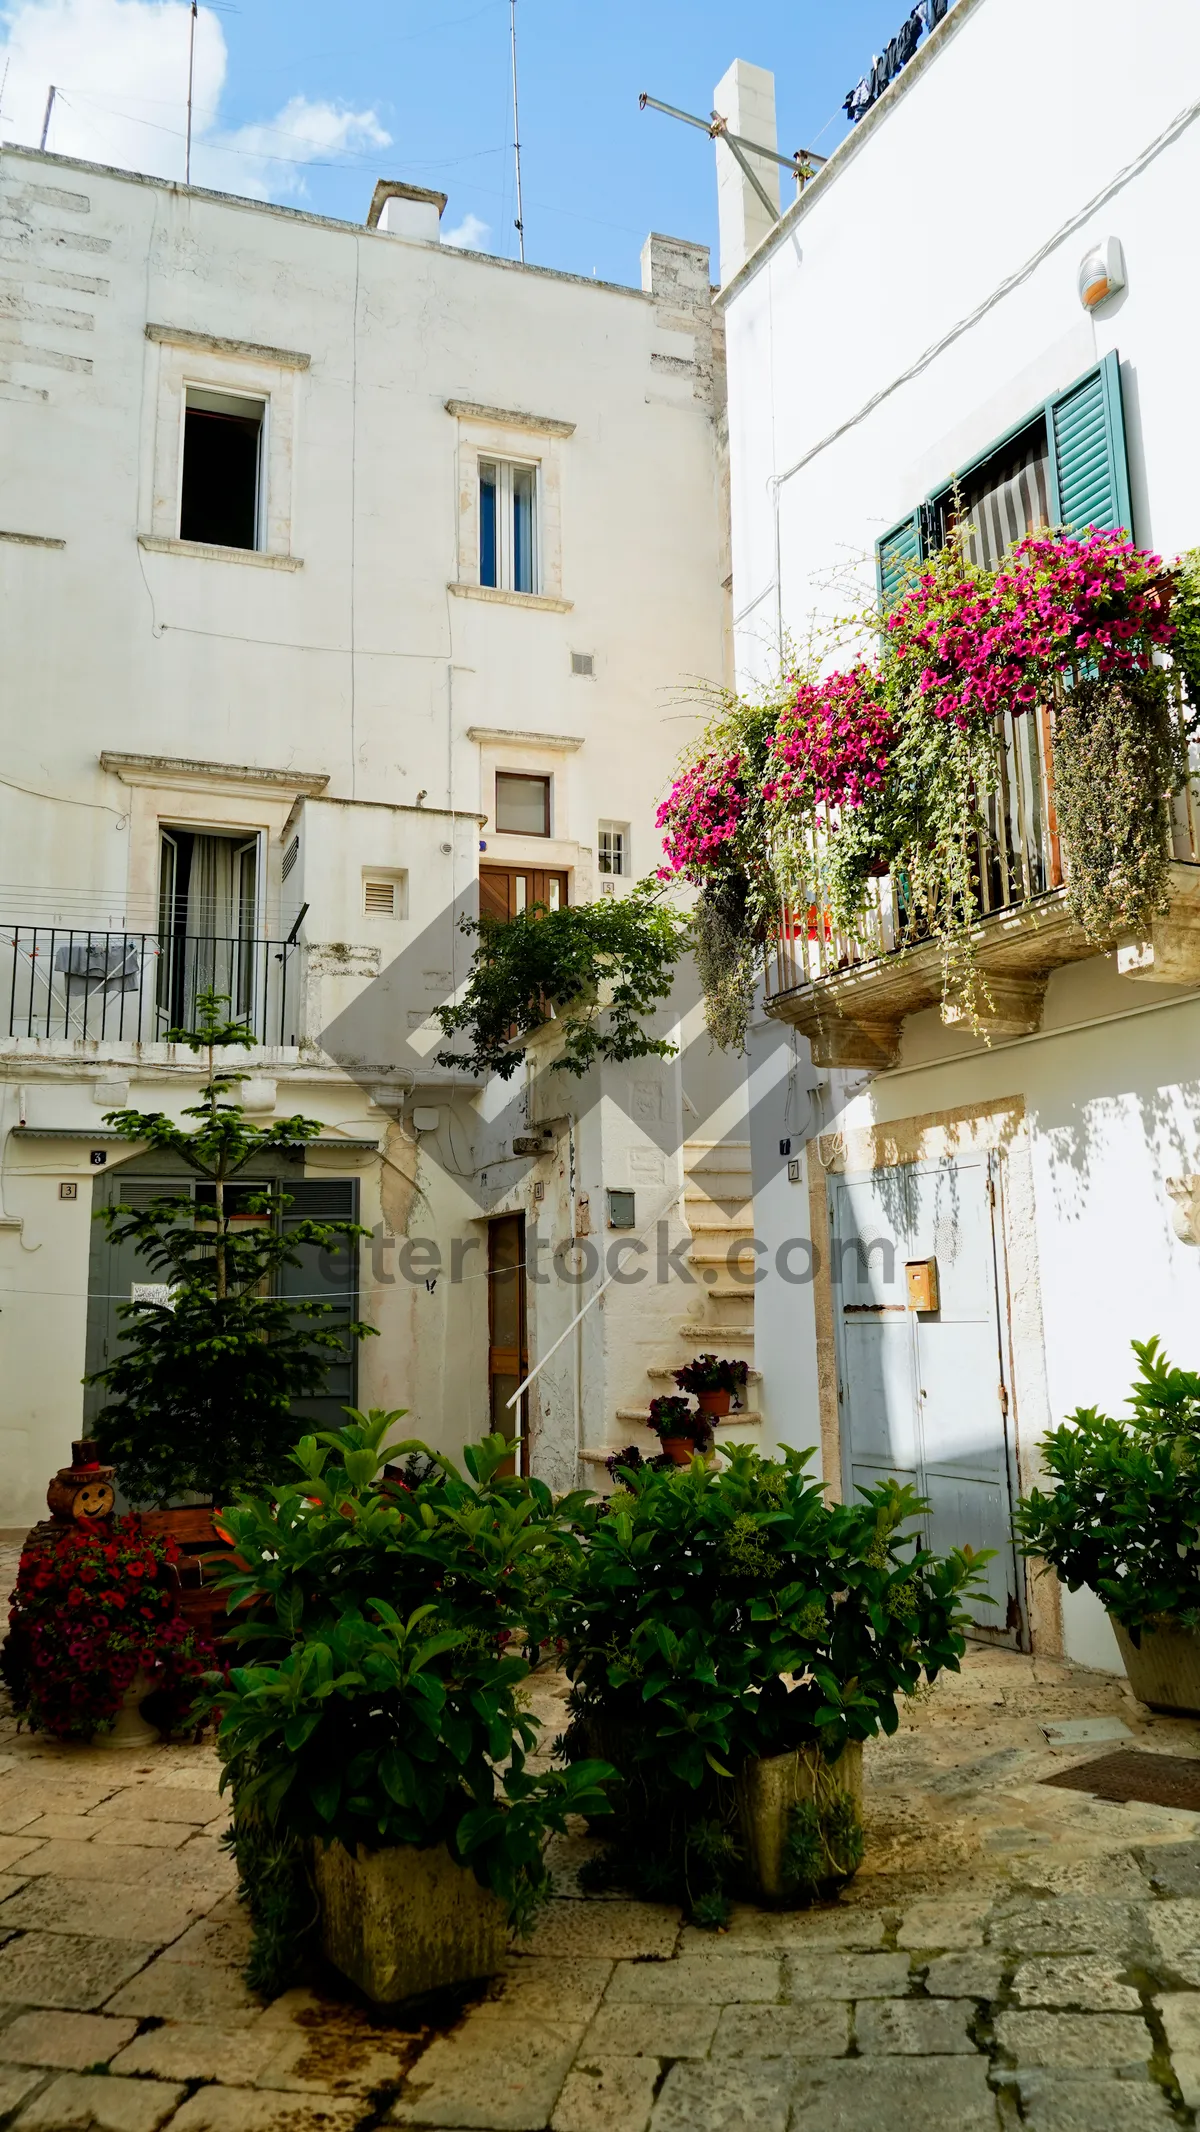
(488, 1214, 528, 1476)
(479, 866, 569, 921)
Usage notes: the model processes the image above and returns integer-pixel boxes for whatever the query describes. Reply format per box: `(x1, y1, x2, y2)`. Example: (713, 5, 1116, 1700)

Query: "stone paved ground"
(2, 1646, 1200, 2125)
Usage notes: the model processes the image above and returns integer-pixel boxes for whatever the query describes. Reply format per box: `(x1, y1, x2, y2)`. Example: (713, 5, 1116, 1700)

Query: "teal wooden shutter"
(876, 509, 923, 608)
(1046, 351, 1132, 538)
(280, 1178, 361, 1429)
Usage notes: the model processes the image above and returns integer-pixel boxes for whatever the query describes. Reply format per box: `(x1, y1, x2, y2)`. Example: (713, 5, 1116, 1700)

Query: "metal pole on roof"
(38, 84, 56, 151)
(185, 0, 197, 185)
(638, 91, 827, 209)
(509, 0, 525, 263)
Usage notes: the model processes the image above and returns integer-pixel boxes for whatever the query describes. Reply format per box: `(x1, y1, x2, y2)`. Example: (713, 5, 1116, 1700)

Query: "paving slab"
(1011, 1955, 1141, 2010)
(389, 2017, 577, 2130)
(986, 1898, 1152, 1957)
(710, 2000, 850, 2058)
(0, 2009, 138, 2068)
(1140, 1841, 1200, 1897)
(0, 2070, 44, 2122)
(1154, 1991, 1200, 2107)
(472, 1957, 612, 2022)
(922, 1953, 1008, 1999)
(549, 2056, 660, 2132)
(649, 2056, 793, 2132)
(897, 1898, 988, 1948)
(1011, 2072, 1180, 2132)
(111, 2022, 282, 2085)
(0, 1873, 201, 1942)
(0, 1929, 154, 2009)
(105, 1949, 266, 2026)
(788, 2057, 999, 2130)
(854, 1996, 977, 2054)
(993, 2009, 1153, 2070)
(519, 1900, 679, 1960)
(578, 2003, 718, 2059)
(12, 2072, 185, 2130)
(606, 1952, 780, 2004)
(784, 1951, 911, 1999)
(171, 2096, 368, 2131)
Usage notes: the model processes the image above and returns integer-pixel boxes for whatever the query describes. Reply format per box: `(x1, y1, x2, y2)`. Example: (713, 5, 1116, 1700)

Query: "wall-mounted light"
(1078, 236, 1125, 310)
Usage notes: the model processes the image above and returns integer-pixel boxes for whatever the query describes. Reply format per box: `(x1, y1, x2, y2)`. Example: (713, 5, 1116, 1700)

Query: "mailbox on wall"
(906, 1259, 939, 1312)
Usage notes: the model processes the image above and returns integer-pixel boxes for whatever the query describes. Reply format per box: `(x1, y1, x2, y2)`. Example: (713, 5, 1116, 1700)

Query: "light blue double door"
(830, 1152, 1021, 1640)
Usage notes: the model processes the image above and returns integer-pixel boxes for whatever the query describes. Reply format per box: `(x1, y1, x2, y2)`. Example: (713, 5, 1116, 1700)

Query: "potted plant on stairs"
(673, 1353, 749, 1421)
(647, 1395, 712, 1467)
(1015, 1338, 1200, 1713)
(209, 1409, 611, 2002)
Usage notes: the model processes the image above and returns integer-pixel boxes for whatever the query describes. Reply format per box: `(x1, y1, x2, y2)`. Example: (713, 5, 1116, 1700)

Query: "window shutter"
(1046, 351, 1132, 538)
(876, 509, 923, 609)
(280, 1178, 360, 1428)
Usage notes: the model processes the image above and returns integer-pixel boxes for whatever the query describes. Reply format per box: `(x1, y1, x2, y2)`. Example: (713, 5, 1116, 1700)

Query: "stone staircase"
(586, 1139, 761, 1480)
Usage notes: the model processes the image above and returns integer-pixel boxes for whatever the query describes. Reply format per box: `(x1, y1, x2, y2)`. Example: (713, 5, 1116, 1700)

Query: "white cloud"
(441, 210, 490, 253)
(0, 0, 390, 200)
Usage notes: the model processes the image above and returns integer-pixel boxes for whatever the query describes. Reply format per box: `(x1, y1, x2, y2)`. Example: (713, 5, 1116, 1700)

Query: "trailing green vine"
(436, 886, 690, 1080)
(1052, 668, 1185, 944)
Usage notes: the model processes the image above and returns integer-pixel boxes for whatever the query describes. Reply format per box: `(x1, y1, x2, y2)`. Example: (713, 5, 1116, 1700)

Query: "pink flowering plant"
(885, 530, 1174, 728)
(660, 525, 1196, 1032)
(765, 666, 893, 811)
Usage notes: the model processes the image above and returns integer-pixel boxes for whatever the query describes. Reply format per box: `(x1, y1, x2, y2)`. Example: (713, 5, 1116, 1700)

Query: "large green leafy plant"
(211, 1410, 610, 1992)
(556, 1446, 986, 1923)
(436, 887, 689, 1080)
(1014, 1339, 1200, 1637)
(87, 991, 374, 1506)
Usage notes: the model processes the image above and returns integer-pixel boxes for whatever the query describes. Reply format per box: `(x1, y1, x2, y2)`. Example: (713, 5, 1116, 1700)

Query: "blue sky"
(1, 0, 912, 283)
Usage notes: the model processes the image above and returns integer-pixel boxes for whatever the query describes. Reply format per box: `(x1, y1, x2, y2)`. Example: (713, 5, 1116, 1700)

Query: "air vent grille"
(364, 879, 397, 916)
(282, 836, 299, 881)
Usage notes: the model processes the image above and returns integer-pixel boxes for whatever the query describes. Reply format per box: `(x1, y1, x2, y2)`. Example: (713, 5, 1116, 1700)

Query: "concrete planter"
(1113, 1617, 1200, 1716)
(314, 1839, 508, 2005)
(735, 1742, 864, 1906)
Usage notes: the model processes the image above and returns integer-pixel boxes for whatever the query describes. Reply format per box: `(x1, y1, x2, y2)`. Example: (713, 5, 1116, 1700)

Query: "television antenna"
(638, 92, 826, 219)
(185, 0, 198, 184)
(509, 0, 525, 262)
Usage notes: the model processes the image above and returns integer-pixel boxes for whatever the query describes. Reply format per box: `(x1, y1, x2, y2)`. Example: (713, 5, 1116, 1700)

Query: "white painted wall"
(720, 0, 1200, 1666)
(0, 147, 731, 1525)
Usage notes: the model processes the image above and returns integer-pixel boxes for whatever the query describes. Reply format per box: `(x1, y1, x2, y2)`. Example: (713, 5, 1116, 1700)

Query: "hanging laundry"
(843, 0, 952, 123)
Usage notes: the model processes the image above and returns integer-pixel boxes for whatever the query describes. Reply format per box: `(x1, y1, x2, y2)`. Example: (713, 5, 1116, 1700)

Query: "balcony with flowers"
(658, 533, 1200, 1068)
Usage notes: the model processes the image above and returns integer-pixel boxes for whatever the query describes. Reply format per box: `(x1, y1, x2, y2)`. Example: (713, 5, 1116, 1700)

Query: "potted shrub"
(1, 1519, 216, 1746)
(556, 1446, 985, 1925)
(209, 1409, 611, 2002)
(673, 1354, 749, 1420)
(1015, 1338, 1200, 1714)
(647, 1395, 712, 1466)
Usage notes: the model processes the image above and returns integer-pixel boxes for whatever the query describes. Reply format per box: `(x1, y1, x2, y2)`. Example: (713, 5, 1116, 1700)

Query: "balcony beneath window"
(2, 929, 297, 1050)
(763, 704, 1200, 1069)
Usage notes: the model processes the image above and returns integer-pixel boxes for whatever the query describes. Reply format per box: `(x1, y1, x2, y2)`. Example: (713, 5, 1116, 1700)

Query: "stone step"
(683, 1139, 750, 1152)
(685, 1187, 752, 1205)
(648, 1364, 762, 1383)
(615, 1407, 763, 1427)
(676, 1322, 756, 1343)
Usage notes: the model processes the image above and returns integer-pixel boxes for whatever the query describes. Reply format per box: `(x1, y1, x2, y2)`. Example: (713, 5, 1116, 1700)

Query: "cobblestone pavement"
(1, 1647, 1200, 2125)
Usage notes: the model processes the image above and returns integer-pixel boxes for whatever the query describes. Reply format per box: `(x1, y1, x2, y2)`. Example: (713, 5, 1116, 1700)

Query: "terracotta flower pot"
(696, 1389, 732, 1419)
(659, 1435, 699, 1466)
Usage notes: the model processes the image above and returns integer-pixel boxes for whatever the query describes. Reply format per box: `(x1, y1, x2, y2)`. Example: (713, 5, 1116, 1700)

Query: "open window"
(877, 351, 1132, 604)
(179, 387, 265, 551)
(479, 458, 539, 594)
(157, 827, 260, 1028)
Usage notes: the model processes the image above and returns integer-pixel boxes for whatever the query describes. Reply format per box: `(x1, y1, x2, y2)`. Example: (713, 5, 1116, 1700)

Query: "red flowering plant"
(1, 1519, 217, 1742)
(656, 751, 750, 881)
(764, 666, 893, 810)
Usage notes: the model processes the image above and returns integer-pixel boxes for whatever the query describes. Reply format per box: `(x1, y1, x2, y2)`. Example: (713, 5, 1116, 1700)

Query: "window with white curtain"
(479, 458, 539, 594)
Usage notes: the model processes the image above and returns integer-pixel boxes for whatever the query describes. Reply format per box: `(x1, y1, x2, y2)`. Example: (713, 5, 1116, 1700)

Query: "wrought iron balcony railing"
(765, 699, 1200, 1005)
(4, 930, 297, 1046)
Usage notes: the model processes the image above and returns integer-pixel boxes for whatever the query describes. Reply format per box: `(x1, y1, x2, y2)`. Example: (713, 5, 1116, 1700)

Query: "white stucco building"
(0, 147, 737, 1523)
(716, 0, 1200, 1668)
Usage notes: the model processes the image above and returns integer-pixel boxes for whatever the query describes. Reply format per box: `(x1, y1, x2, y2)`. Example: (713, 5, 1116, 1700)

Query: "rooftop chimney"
(367, 181, 448, 244)
(713, 60, 779, 286)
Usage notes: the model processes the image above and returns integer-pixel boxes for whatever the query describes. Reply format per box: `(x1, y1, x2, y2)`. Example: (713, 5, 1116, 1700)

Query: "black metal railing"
(4, 929, 297, 1044)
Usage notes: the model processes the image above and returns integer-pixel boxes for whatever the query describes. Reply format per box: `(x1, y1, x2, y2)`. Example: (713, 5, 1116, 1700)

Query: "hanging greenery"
(1052, 667, 1185, 944)
(435, 886, 690, 1080)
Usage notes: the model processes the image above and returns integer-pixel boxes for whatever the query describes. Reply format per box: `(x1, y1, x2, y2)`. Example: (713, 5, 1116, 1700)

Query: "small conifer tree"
(87, 991, 375, 1505)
